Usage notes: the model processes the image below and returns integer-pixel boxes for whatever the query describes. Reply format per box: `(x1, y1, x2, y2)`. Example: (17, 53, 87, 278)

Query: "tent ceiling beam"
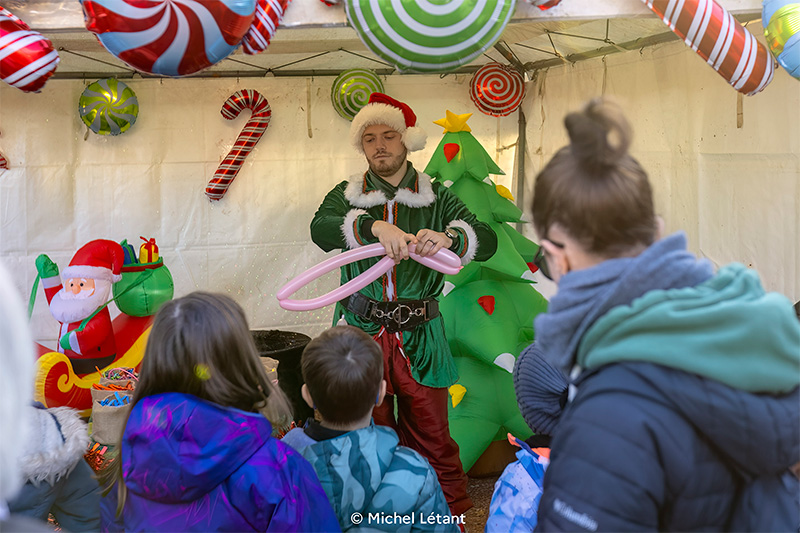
(524, 12, 762, 73)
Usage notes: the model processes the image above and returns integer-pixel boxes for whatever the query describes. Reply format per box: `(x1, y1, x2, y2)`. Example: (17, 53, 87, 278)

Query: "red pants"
(372, 330, 473, 516)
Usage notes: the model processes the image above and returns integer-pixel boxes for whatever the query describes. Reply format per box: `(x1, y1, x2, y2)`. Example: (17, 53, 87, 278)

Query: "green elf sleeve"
(310, 181, 379, 251)
(437, 185, 498, 263)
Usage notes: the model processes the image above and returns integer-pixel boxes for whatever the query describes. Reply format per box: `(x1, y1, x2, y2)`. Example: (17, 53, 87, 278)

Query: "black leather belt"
(340, 292, 439, 333)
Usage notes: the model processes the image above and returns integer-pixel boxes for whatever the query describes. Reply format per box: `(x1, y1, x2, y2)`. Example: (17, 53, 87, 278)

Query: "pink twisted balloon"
(206, 89, 271, 201)
(277, 243, 462, 311)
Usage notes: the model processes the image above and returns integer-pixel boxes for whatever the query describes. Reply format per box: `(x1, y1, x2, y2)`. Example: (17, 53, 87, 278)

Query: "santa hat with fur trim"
(62, 239, 124, 283)
(350, 93, 427, 153)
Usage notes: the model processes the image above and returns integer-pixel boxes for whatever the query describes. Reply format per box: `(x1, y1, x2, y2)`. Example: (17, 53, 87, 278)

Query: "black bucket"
(251, 330, 313, 425)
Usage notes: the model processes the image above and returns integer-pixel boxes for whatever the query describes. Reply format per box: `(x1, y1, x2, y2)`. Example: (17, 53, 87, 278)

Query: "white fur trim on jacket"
(61, 265, 121, 284)
(350, 103, 427, 153)
(345, 174, 388, 208)
(19, 407, 90, 486)
(342, 208, 368, 250)
(345, 172, 435, 208)
(448, 219, 479, 265)
(394, 172, 435, 207)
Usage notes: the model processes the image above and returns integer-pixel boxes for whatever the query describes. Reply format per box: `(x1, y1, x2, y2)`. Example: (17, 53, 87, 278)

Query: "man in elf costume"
(311, 93, 497, 515)
(35, 239, 124, 375)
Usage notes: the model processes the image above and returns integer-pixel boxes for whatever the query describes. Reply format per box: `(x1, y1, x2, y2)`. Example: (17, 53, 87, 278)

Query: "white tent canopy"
(0, 0, 796, 349)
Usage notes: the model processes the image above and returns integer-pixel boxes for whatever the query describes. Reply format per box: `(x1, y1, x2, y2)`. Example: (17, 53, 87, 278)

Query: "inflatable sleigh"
(34, 313, 153, 417)
(32, 238, 173, 416)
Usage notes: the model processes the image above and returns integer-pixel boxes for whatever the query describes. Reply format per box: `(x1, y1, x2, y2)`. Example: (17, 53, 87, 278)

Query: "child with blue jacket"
(282, 325, 460, 532)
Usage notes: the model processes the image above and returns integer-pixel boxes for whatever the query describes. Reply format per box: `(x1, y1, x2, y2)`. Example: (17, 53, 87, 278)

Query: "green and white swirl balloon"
(331, 69, 384, 121)
(79, 78, 139, 136)
(345, 0, 517, 72)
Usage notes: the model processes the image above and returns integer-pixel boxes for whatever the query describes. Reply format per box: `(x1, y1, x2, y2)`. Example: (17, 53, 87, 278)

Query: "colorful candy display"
(81, 0, 256, 77)
(345, 0, 517, 72)
(763, 0, 800, 80)
(470, 63, 526, 117)
(79, 78, 139, 136)
(642, 0, 774, 95)
(241, 0, 291, 55)
(0, 7, 60, 93)
(206, 89, 272, 201)
(331, 69, 384, 121)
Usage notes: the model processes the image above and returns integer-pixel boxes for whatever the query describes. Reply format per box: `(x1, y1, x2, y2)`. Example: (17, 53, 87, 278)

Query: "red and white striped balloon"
(0, 7, 59, 93)
(642, 0, 774, 95)
(470, 63, 525, 117)
(241, 0, 291, 55)
(82, 0, 255, 77)
(206, 90, 272, 201)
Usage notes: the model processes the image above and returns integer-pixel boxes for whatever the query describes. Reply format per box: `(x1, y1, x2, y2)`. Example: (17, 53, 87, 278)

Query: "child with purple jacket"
(101, 292, 340, 532)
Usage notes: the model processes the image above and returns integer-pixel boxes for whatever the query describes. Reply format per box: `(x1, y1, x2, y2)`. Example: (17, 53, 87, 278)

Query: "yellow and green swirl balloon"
(331, 69, 384, 121)
(345, 0, 517, 73)
(79, 78, 139, 136)
(763, 0, 800, 80)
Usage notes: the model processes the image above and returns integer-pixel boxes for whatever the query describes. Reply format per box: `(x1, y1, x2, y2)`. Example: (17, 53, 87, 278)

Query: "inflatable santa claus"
(35, 240, 124, 375)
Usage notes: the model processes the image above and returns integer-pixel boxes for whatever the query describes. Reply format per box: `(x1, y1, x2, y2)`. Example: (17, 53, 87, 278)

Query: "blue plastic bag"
(485, 436, 549, 533)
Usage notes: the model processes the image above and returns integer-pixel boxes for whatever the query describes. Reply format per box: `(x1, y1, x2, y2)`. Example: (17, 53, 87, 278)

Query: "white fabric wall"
(0, 75, 520, 346)
(521, 29, 800, 303)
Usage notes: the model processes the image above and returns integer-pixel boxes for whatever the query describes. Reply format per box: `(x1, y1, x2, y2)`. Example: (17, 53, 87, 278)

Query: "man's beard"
(368, 149, 407, 178)
(49, 281, 111, 324)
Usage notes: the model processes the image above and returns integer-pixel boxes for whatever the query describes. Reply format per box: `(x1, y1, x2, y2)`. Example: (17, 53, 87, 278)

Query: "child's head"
(532, 98, 658, 259)
(301, 325, 384, 426)
(133, 291, 291, 425)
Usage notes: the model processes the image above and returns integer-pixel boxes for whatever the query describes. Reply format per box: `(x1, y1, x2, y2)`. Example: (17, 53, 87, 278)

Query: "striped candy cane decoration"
(206, 90, 272, 201)
(643, 0, 774, 95)
(241, 0, 291, 55)
(0, 152, 7, 170)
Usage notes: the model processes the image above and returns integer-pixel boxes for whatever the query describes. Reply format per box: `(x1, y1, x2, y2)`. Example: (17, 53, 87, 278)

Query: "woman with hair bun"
(514, 99, 800, 531)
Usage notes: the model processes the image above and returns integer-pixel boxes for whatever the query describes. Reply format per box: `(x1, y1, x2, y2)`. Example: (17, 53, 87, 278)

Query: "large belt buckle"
(373, 302, 425, 332)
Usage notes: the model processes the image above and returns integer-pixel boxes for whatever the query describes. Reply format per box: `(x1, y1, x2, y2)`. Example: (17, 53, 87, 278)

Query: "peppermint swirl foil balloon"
(79, 79, 139, 136)
(0, 7, 60, 93)
(763, 0, 800, 80)
(331, 69, 384, 121)
(470, 63, 525, 117)
(81, 0, 256, 76)
(345, 0, 517, 73)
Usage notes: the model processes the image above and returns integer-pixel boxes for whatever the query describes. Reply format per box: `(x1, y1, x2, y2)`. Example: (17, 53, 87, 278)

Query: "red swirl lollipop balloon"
(0, 7, 60, 93)
(81, 0, 256, 77)
(470, 63, 525, 117)
(241, 0, 291, 55)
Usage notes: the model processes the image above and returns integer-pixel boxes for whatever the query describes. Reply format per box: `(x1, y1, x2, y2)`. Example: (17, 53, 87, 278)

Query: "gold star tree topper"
(433, 110, 473, 133)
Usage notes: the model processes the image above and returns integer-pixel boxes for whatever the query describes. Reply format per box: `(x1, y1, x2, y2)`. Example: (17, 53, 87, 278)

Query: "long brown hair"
(531, 98, 657, 257)
(109, 291, 291, 514)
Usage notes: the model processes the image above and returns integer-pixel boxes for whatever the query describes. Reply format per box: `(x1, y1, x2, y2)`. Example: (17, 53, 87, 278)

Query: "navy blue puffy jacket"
(536, 362, 800, 532)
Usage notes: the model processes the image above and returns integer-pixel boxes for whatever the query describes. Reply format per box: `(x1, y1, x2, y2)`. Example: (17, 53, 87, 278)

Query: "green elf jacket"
(311, 163, 497, 388)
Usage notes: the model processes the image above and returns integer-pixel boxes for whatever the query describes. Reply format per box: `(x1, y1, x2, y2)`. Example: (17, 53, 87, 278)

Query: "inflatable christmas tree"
(424, 111, 548, 470)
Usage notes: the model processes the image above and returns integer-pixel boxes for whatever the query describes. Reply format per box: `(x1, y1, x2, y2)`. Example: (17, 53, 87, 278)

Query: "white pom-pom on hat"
(350, 93, 427, 153)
